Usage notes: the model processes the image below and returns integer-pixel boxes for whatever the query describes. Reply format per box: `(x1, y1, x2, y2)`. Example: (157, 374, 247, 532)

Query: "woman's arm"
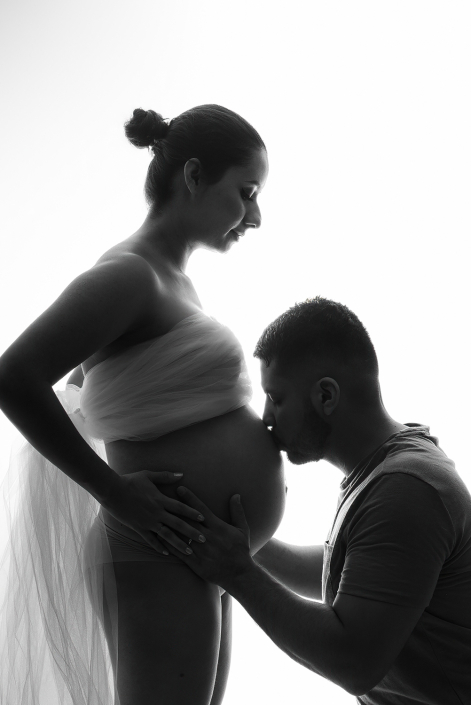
(0, 254, 205, 552)
(0, 373, 119, 502)
(253, 539, 324, 601)
(0, 254, 151, 501)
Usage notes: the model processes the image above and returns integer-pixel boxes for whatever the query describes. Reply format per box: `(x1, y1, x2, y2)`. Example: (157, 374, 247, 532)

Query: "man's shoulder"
(385, 431, 452, 470)
(381, 436, 469, 506)
(358, 472, 448, 519)
(343, 473, 455, 563)
(356, 461, 471, 552)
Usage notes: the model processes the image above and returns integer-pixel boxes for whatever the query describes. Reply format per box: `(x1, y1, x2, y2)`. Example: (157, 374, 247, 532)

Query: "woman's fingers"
(140, 531, 171, 556)
(148, 470, 185, 484)
(142, 518, 194, 557)
(154, 525, 197, 555)
(163, 495, 205, 524)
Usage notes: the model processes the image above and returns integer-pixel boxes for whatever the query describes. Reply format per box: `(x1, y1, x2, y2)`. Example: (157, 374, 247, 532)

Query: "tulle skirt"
(0, 386, 120, 705)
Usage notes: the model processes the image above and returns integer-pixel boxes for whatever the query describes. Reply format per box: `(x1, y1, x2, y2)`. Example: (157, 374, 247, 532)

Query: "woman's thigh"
(108, 560, 222, 705)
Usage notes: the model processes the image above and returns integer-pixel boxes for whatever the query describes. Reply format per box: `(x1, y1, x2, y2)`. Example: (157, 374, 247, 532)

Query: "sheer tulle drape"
(0, 311, 252, 704)
(0, 386, 120, 705)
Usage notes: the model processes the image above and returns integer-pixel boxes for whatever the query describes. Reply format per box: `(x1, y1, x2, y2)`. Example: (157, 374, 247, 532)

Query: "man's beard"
(286, 400, 331, 465)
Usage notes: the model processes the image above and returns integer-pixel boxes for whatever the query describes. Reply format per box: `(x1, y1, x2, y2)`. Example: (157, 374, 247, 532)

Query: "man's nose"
(262, 404, 275, 429)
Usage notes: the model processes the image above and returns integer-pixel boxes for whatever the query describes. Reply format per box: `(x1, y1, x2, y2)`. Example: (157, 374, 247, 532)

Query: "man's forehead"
(260, 356, 327, 393)
(259, 359, 288, 389)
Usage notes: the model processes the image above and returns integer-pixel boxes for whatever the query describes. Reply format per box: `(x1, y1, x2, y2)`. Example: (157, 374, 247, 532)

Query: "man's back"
(329, 426, 471, 704)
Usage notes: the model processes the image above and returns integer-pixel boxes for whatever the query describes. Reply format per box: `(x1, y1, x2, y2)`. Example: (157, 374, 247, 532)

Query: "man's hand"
(164, 486, 254, 591)
(159, 492, 425, 696)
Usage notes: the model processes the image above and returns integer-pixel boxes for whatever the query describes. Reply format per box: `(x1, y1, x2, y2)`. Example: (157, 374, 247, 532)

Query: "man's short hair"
(253, 297, 379, 377)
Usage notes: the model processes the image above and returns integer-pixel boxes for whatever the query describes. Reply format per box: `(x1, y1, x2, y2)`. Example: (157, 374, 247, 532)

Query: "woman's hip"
(84, 510, 182, 566)
(83, 511, 226, 597)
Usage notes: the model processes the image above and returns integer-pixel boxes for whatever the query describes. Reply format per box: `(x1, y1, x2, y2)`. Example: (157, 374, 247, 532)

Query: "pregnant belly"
(102, 405, 286, 554)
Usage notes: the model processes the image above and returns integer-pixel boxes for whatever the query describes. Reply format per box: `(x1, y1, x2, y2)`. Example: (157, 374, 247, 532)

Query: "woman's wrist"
(85, 463, 122, 505)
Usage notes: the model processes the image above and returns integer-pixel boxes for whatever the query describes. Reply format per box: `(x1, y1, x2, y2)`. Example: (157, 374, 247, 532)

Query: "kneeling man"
(172, 297, 471, 704)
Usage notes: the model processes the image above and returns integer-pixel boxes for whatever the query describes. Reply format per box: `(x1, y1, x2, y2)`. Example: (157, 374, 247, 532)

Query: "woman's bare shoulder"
(91, 242, 170, 299)
(0, 249, 162, 385)
(85, 245, 167, 308)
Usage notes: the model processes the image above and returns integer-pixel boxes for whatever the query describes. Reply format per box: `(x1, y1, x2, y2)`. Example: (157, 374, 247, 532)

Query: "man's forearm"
(253, 539, 324, 600)
(227, 560, 356, 694)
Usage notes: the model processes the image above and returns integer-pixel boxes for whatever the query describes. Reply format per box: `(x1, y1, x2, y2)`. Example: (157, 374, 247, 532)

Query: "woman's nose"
(245, 201, 262, 229)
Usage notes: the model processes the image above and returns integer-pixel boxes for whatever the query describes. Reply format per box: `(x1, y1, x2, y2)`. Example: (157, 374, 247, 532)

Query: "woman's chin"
(215, 235, 238, 253)
(225, 230, 242, 249)
(224, 239, 237, 252)
(200, 235, 236, 254)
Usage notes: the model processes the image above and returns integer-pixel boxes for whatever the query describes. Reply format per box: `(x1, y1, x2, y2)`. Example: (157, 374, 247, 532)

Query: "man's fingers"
(230, 494, 250, 533)
(176, 486, 213, 521)
(164, 496, 205, 523)
(161, 512, 207, 543)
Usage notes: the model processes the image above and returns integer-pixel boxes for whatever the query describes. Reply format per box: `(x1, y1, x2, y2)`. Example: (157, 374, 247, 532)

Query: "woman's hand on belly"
(105, 405, 286, 554)
(101, 470, 208, 555)
(161, 486, 253, 591)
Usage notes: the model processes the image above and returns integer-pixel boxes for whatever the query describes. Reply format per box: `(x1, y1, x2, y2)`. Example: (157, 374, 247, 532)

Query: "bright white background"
(0, 1, 470, 703)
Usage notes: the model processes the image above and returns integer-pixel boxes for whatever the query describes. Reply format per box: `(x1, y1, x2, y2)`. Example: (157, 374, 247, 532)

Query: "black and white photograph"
(0, 2, 470, 704)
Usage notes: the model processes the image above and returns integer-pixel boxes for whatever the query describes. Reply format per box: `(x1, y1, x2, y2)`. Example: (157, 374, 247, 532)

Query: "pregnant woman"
(0, 105, 285, 705)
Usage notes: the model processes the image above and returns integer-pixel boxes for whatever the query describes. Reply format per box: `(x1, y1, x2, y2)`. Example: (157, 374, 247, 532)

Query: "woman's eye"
(241, 190, 255, 201)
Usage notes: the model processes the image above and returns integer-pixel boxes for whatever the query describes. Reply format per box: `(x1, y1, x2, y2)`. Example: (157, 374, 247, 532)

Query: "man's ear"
(310, 377, 340, 417)
(183, 158, 203, 194)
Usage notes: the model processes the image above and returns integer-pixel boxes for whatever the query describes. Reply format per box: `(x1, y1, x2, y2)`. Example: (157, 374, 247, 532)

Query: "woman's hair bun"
(124, 108, 169, 148)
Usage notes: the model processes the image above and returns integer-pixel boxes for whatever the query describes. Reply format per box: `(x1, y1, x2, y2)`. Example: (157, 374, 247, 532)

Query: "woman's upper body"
(0, 104, 285, 555)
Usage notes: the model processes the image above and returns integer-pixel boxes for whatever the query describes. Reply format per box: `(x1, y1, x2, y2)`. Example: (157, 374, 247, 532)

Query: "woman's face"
(192, 148, 269, 253)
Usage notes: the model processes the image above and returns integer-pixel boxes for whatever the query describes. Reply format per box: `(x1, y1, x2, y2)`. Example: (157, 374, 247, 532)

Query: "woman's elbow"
(0, 359, 48, 406)
(0, 360, 17, 401)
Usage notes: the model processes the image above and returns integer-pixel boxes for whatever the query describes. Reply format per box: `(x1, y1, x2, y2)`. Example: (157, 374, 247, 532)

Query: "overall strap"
(322, 460, 389, 604)
(327, 460, 389, 546)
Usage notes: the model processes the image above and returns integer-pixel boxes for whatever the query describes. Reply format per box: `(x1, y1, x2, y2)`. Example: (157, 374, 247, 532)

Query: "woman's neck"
(128, 210, 195, 274)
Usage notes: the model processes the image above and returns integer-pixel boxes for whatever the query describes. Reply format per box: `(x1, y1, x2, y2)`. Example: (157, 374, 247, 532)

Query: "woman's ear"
(310, 377, 340, 417)
(183, 158, 203, 194)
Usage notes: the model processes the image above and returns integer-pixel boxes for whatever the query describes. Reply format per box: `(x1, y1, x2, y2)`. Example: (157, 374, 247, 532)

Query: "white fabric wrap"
(80, 312, 252, 442)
